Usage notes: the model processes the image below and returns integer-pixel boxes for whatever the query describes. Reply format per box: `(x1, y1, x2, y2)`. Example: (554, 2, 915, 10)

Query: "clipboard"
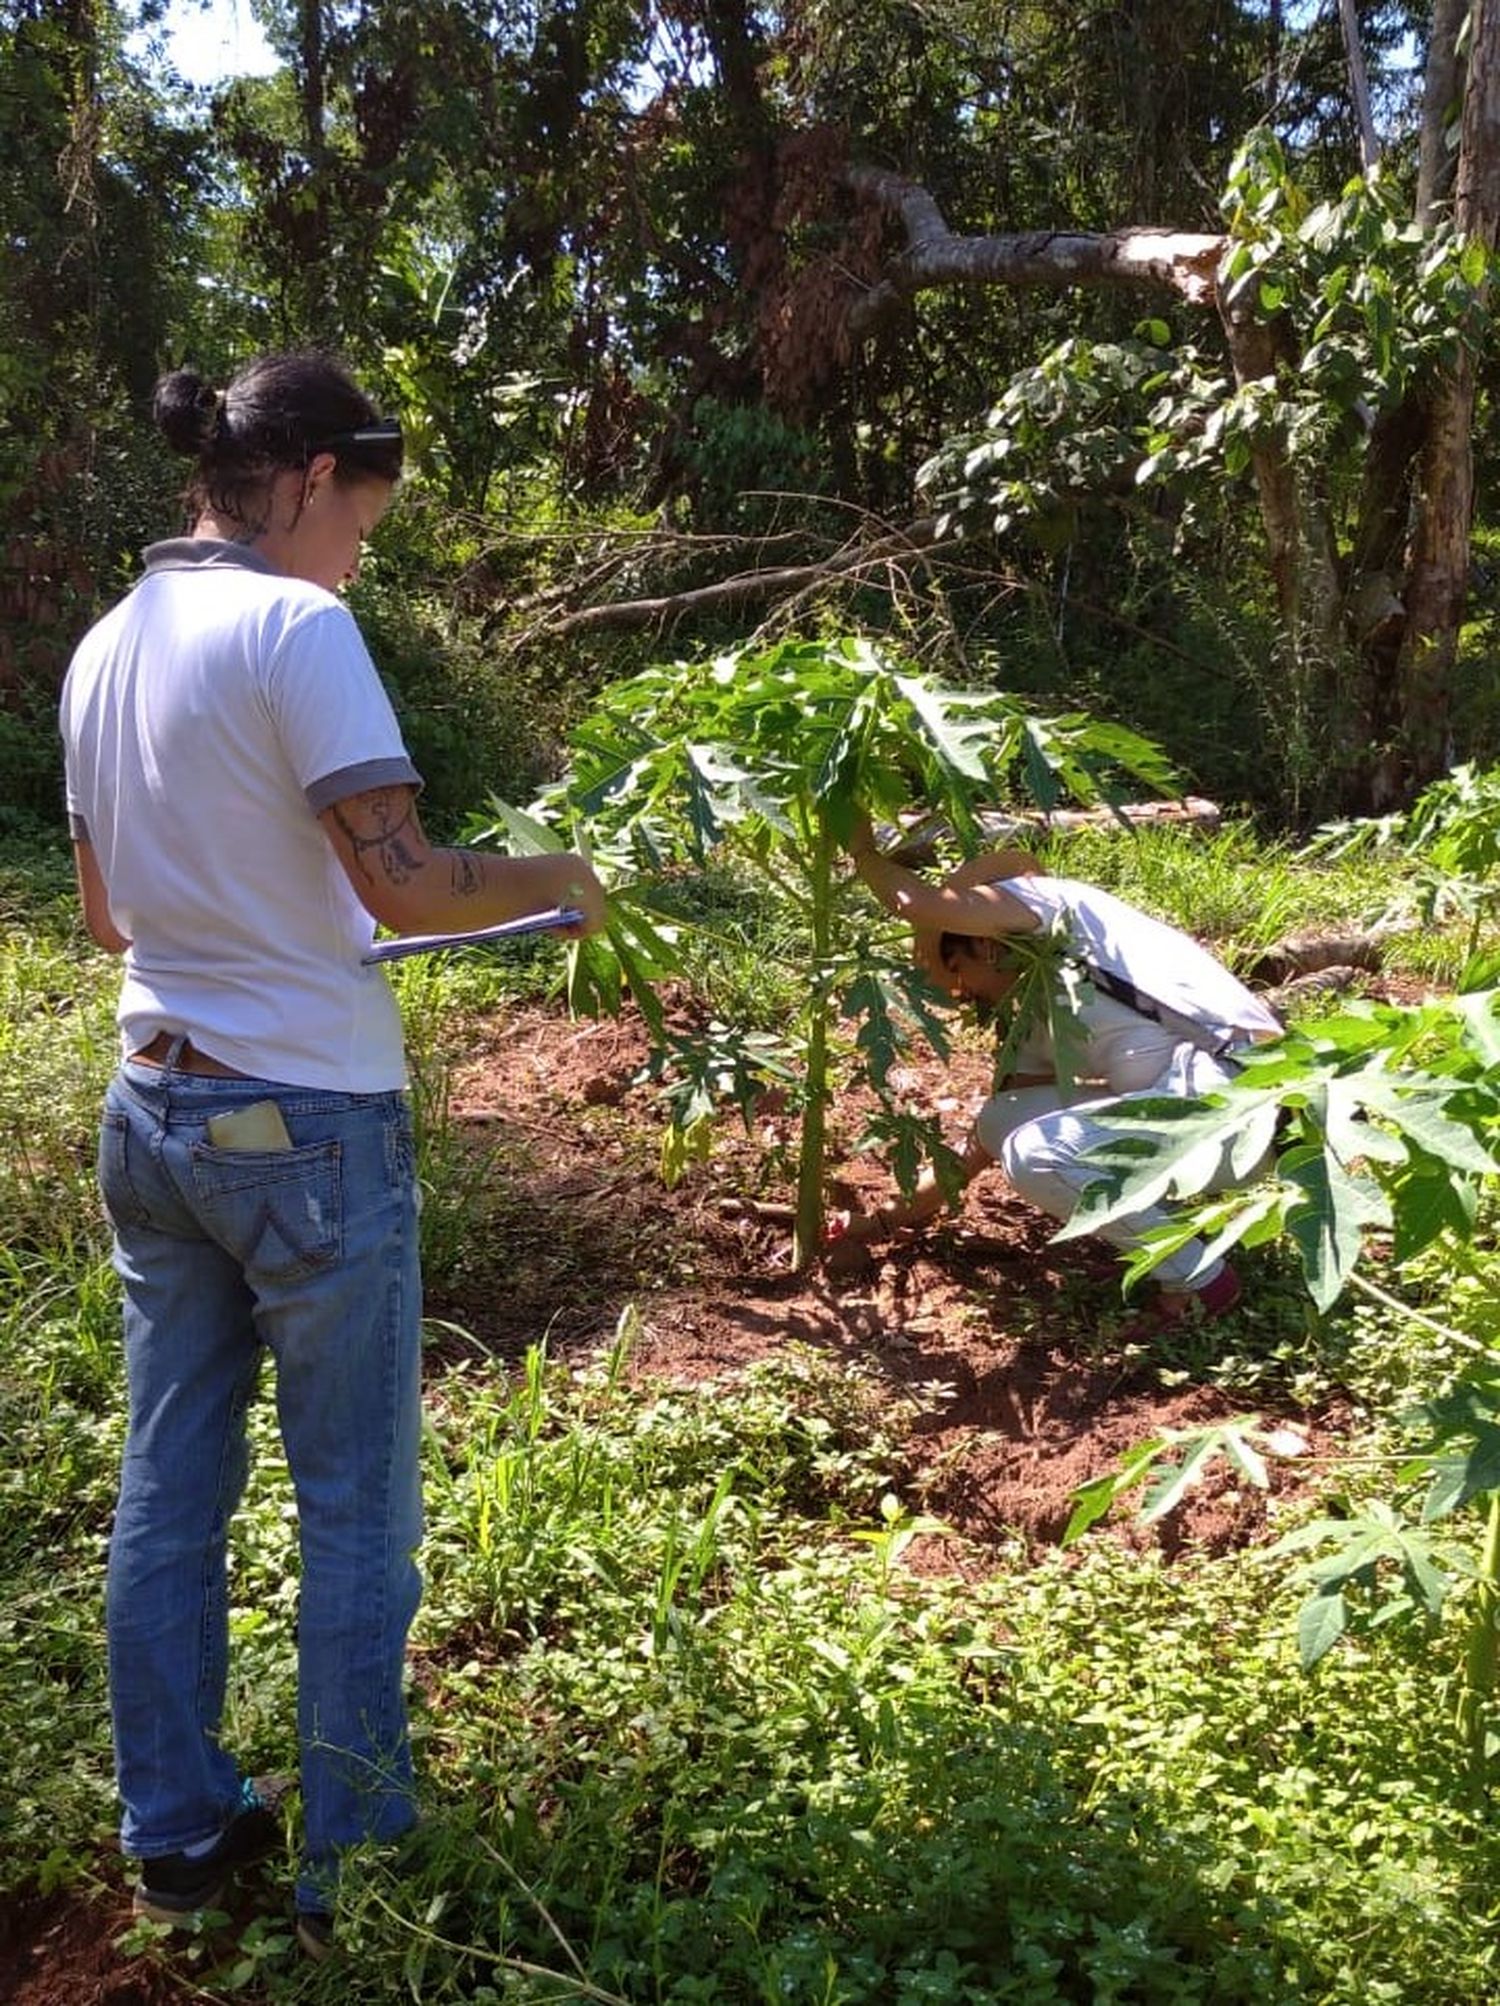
(361, 907, 584, 966)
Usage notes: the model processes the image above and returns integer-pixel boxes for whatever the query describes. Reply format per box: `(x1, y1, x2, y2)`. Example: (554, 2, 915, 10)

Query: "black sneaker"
(133, 1778, 286, 1923)
(296, 1910, 334, 1961)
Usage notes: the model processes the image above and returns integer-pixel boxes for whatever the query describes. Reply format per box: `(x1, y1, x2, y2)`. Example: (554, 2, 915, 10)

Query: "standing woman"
(61, 353, 606, 1952)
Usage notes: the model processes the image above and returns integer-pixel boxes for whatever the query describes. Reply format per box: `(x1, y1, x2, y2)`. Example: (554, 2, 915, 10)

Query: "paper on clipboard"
(362, 907, 584, 965)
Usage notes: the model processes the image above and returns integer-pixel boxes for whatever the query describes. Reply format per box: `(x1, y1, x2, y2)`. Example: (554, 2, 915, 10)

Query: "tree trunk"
(1217, 284, 1352, 807)
(1418, 0, 1470, 226)
(296, 0, 334, 324)
(1337, 0, 1381, 171)
(1392, 0, 1500, 802)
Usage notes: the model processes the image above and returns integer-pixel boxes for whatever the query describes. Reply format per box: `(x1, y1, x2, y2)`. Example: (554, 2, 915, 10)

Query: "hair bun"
(153, 368, 222, 457)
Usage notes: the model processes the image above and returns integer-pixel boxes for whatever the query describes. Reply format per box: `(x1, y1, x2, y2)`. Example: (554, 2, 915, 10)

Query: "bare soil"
(430, 1003, 1340, 1559)
(3, 998, 1349, 2003)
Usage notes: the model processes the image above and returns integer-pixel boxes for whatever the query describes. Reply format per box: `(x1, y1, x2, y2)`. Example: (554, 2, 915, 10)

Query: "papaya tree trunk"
(791, 819, 836, 1270)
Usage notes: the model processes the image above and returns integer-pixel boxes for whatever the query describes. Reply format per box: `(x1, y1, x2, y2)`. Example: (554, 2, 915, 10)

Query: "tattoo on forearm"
(449, 851, 482, 898)
(331, 791, 424, 886)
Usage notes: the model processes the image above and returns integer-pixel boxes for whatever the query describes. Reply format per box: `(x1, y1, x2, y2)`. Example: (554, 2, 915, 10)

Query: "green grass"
(5, 828, 1500, 2002)
(1036, 821, 1447, 978)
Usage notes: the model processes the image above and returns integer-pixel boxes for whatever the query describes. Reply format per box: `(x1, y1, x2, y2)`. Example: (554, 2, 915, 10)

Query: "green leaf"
(1282, 1145, 1389, 1309)
(1220, 1422, 1271, 1491)
(601, 896, 683, 1039)
(1141, 1427, 1234, 1522)
(1061, 1436, 1167, 1545)
(1298, 1586, 1348, 1669)
(892, 674, 991, 782)
(1060, 1090, 1283, 1244)
(843, 969, 903, 1089)
(1061, 1472, 1127, 1546)
(1421, 1426, 1500, 1521)
(1389, 1154, 1478, 1265)
(1359, 1076, 1500, 1175)
(479, 796, 567, 854)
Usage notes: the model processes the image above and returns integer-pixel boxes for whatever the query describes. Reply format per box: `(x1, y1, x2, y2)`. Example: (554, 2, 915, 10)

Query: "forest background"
(6, 0, 1500, 838)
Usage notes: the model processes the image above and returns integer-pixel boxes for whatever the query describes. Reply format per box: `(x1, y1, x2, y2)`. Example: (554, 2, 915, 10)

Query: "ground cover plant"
(5, 804, 1500, 2003)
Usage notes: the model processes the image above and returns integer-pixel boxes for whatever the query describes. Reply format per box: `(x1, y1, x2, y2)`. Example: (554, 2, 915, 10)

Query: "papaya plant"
(1057, 981, 1500, 1788)
(473, 633, 1176, 1266)
(1055, 989, 1500, 1310)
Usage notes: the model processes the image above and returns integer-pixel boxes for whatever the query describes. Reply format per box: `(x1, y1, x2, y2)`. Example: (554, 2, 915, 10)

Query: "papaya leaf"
(1420, 1433, 1500, 1522)
(566, 932, 622, 1019)
(1059, 1091, 1283, 1242)
(1060, 1437, 1168, 1545)
(1282, 1145, 1390, 1309)
(842, 969, 904, 1090)
(1357, 1075, 1500, 1176)
(891, 674, 992, 781)
(1142, 1425, 1248, 1522)
(475, 796, 567, 854)
(1455, 991, 1500, 1063)
(1388, 1152, 1479, 1265)
(660, 1111, 714, 1191)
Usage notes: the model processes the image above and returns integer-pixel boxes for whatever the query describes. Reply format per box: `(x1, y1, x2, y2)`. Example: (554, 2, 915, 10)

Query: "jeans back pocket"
(191, 1138, 343, 1282)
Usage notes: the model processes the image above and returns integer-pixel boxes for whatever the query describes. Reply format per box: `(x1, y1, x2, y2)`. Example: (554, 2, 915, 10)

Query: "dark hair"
(153, 352, 404, 522)
(937, 931, 978, 971)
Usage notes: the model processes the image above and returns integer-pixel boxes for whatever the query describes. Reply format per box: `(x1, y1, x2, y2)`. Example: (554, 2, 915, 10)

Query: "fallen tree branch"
(1247, 926, 1400, 984)
(545, 515, 954, 637)
(887, 797, 1224, 863)
(841, 166, 1224, 336)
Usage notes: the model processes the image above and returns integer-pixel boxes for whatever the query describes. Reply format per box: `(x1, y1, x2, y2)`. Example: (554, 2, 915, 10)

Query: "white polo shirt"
(1001, 875, 1283, 1055)
(61, 540, 421, 1091)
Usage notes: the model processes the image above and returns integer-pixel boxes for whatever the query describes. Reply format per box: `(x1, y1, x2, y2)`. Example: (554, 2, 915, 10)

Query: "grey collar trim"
(142, 538, 279, 576)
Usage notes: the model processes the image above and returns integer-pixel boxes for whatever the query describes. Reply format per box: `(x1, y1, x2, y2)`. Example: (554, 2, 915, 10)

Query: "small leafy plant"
(1059, 965, 1500, 1788)
(1313, 759, 1500, 975)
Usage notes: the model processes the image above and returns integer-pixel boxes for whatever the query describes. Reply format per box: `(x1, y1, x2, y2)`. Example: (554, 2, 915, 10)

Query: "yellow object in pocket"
(206, 1102, 294, 1152)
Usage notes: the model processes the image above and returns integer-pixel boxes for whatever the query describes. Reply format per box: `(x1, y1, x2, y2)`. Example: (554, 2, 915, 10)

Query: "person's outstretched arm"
(833, 1129, 996, 1248)
(320, 784, 607, 937)
(846, 813, 1039, 938)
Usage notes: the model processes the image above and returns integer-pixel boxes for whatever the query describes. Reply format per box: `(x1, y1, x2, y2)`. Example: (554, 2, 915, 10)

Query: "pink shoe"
(1155, 1262, 1243, 1323)
(1117, 1263, 1242, 1342)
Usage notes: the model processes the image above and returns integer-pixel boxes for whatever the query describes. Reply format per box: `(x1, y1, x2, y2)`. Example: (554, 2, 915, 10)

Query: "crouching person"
(834, 817, 1281, 1322)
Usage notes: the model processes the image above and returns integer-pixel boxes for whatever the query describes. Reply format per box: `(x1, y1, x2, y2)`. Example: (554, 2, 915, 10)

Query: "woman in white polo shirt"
(61, 352, 606, 1954)
(836, 817, 1280, 1322)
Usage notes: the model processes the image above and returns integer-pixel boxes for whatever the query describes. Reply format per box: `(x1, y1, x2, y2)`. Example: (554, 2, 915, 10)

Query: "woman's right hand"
(556, 857, 608, 936)
(846, 809, 878, 859)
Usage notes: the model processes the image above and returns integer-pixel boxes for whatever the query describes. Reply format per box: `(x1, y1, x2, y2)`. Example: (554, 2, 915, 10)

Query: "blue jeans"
(99, 1051, 423, 1913)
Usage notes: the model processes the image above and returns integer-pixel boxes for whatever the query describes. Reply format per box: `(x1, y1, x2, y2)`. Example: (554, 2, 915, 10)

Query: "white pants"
(973, 1044, 1248, 1289)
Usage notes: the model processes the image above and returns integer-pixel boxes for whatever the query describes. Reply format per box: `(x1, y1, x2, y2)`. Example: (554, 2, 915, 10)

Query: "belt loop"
(162, 1033, 188, 1077)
